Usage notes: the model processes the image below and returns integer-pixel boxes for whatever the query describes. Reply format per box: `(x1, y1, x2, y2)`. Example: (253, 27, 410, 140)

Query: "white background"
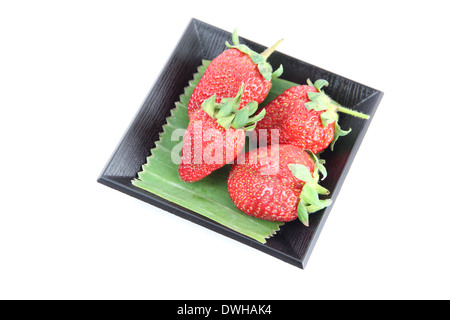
(1, 0, 449, 300)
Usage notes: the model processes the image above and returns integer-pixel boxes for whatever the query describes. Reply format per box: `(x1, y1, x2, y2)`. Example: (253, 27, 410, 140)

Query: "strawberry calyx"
(305, 79, 370, 151)
(288, 151, 332, 227)
(201, 83, 266, 131)
(225, 29, 284, 81)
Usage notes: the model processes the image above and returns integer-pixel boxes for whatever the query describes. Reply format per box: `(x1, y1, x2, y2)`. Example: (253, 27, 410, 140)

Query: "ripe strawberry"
(255, 79, 370, 154)
(227, 144, 331, 225)
(188, 29, 283, 119)
(179, 84, 266, 182)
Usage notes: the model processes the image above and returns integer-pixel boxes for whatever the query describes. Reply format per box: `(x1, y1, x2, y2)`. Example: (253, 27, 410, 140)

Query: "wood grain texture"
(98, 19, 383, 269)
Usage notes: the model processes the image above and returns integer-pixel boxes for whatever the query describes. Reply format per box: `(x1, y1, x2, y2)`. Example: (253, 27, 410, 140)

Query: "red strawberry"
(179, 85, 266, 182)
(188, 29, 283, 119)
(227, 144, 331, 225)
(255, 79, 370, 154)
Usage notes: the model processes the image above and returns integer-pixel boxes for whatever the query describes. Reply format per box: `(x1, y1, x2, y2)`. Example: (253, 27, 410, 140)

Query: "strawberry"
(227, 144, 331, 226)
(188, 29, 283, 119)
(179, 84, 266, 182)
(255, 79, 370, 154)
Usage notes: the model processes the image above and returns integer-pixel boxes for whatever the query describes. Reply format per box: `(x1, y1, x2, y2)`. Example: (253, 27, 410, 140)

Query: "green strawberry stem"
(335, 105, 370, 119)
(260, 38, 284, 60)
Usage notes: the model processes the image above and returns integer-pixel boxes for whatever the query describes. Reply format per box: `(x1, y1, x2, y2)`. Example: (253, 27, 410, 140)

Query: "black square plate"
(98, 18, 383, 269)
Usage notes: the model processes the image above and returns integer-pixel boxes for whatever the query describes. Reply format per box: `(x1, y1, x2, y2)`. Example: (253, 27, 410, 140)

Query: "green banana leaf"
(132, 60, 299, 243)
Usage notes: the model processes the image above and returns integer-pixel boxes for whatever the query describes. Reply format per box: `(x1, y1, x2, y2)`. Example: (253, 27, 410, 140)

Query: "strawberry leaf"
(201, 94, 217, 118)
(217, 115, 235, 129)
(331, 122, 352, 151)
(288, 164, 313, 183)
(298, 180, 332, 217)
(314, 183, 330, 196)
(246, 109, 266, 125)
(250, 52, 264, 64)
(306, 199, 332, 214)
(215, 100, 234, 119)
(306, 150, 328, 181)
(314, 79, 329, 92)
(297, 202, 309, 227)
(272, 65, 284, 79)
(232, 28, 240, 46)
(300, 184, 321, 206)
(231, 83, 245, 112)
(243, 122, 257, 132)
(305, 101, 328, 112)
(307, 92, 322, 101)
(320, 110, 337, 127)
(258, 62, 273, 81)
(245, 101, 258, 115)
(231, 107, 249, 129)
